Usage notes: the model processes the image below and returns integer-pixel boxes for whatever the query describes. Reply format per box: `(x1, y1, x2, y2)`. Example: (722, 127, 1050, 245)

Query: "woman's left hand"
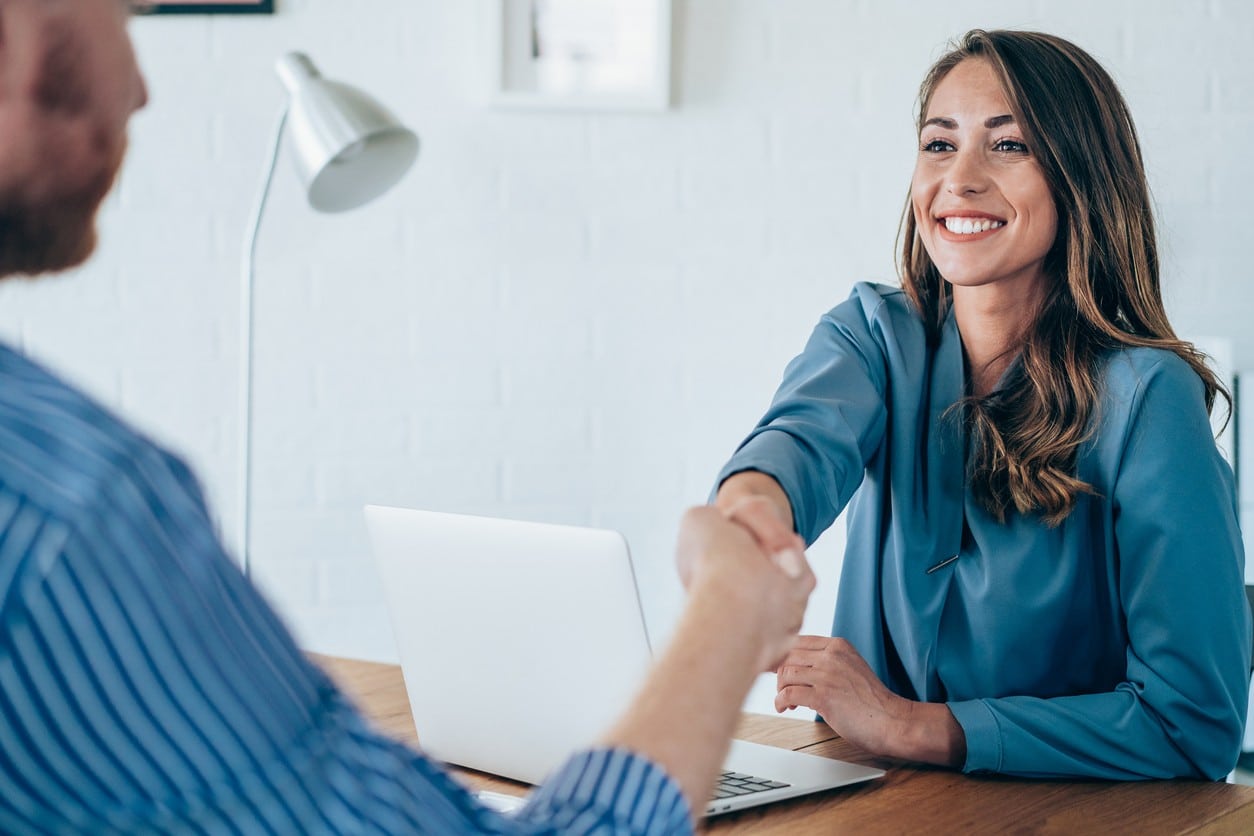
(774, 636, 906, 755)
(774, 636, 966, 766)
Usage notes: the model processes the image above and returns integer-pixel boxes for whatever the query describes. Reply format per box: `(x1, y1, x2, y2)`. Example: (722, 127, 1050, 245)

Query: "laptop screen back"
(365, 506, 654, 784)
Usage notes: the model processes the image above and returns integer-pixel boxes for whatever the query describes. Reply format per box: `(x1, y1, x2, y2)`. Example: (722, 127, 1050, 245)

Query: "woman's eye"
(921, 139, 953, 153)
(993, 139, 1029, 154)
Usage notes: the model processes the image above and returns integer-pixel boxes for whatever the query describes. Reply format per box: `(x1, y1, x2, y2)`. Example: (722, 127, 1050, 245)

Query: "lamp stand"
(237, 105, 289, 578)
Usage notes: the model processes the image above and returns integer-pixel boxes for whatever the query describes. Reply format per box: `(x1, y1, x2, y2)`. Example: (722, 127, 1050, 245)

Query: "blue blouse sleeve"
(714, 285, 892, 544)
(948, 355, 1251, 780)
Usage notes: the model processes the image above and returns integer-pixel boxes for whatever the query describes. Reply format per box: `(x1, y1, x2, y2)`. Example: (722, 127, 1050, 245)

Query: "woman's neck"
(951, 281, 1043, 397)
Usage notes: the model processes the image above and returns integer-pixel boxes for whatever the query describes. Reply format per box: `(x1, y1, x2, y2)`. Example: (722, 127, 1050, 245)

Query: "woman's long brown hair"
(900, 29, 1228, 526)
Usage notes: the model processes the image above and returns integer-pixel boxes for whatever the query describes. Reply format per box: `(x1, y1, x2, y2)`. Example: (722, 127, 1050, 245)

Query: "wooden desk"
(313, 655, 1254, 834)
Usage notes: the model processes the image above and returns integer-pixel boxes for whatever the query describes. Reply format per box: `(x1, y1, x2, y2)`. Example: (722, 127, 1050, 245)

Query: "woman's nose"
(945, 149, 989, 196)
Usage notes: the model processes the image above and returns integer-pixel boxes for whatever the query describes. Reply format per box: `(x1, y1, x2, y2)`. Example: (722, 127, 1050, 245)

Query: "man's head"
(0, 0, 147, 277)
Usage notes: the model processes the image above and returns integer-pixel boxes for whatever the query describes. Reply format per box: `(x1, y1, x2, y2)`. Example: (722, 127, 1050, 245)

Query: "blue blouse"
(717, 282, 1251, 780)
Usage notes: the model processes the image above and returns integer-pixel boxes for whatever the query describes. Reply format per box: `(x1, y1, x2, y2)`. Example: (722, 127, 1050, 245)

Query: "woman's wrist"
(715, 471, 795, 532)
(891, 701, 967, 767)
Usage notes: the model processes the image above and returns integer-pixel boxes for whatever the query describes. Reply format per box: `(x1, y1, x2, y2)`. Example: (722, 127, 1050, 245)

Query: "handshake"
(675, 497, 815, 675)
(600, 493, 818, 809)
(606, 483, 945, 813)
(677, 475, 962, 768)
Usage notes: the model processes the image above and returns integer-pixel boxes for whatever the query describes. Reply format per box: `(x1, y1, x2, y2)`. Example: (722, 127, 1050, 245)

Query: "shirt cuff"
(516, 747, 693, 835)
(947, 699, 1003, 774)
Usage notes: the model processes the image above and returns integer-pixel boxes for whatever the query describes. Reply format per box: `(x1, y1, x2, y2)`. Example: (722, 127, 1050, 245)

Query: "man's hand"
(674, 506, 815, 672)
(679, 494, 805, 590)
(774, 635, 965, 767)
(604, 508, 817, 810)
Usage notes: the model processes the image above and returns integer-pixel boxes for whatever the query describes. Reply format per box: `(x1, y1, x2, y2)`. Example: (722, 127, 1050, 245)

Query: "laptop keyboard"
(710, 770, 791, 800)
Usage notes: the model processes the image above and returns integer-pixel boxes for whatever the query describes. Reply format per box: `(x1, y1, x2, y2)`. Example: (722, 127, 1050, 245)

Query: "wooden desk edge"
(310, 654, 1254, 834)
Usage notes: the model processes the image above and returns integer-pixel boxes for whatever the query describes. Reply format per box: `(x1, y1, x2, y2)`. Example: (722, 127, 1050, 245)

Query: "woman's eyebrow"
(921, 114, 1016, 130)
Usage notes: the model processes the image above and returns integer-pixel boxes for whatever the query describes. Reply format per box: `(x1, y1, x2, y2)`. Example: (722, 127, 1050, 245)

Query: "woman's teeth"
(943, 217, 1005, 234)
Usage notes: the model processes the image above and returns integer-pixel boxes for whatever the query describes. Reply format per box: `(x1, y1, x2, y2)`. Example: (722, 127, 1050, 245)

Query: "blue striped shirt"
(0, 344, 692, 834)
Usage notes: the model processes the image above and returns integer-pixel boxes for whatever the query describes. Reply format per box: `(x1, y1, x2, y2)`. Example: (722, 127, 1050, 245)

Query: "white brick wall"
(0, 0, 1250, 715)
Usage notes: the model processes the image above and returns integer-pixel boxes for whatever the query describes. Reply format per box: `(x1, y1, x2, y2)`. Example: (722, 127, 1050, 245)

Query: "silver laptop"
(365, 505, 884, 817)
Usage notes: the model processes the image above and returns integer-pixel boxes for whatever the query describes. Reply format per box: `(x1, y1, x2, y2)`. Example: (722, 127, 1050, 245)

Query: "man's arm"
(598, 504, 812, 811)
(0, 475, 811, 834)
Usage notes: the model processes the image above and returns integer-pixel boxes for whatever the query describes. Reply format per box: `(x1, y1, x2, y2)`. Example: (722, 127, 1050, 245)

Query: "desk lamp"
(239, 52, 419, 577)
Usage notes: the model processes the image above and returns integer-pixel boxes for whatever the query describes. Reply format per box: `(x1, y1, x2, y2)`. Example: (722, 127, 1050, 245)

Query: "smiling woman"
(911, 59, 1060, 402)
(913, 69, 1057, 310)
(902, 31, 1224, 524)
(714, 29, 1251, 781)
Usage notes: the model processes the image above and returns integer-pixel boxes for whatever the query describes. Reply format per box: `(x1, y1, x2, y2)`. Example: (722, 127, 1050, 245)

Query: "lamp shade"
(275, 52, 419, 213)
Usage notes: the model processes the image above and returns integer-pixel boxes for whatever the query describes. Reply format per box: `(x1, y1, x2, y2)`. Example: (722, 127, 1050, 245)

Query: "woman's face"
(911, 58, 1058, 299)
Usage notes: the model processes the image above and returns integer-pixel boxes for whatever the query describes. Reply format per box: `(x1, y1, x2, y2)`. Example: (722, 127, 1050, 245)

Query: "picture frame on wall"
(148, 0, 274, 14)
(490, 0, 672, 111)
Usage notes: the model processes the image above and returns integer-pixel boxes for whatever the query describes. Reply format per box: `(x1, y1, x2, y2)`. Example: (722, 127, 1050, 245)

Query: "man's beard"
(0, 138, 123, 278)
